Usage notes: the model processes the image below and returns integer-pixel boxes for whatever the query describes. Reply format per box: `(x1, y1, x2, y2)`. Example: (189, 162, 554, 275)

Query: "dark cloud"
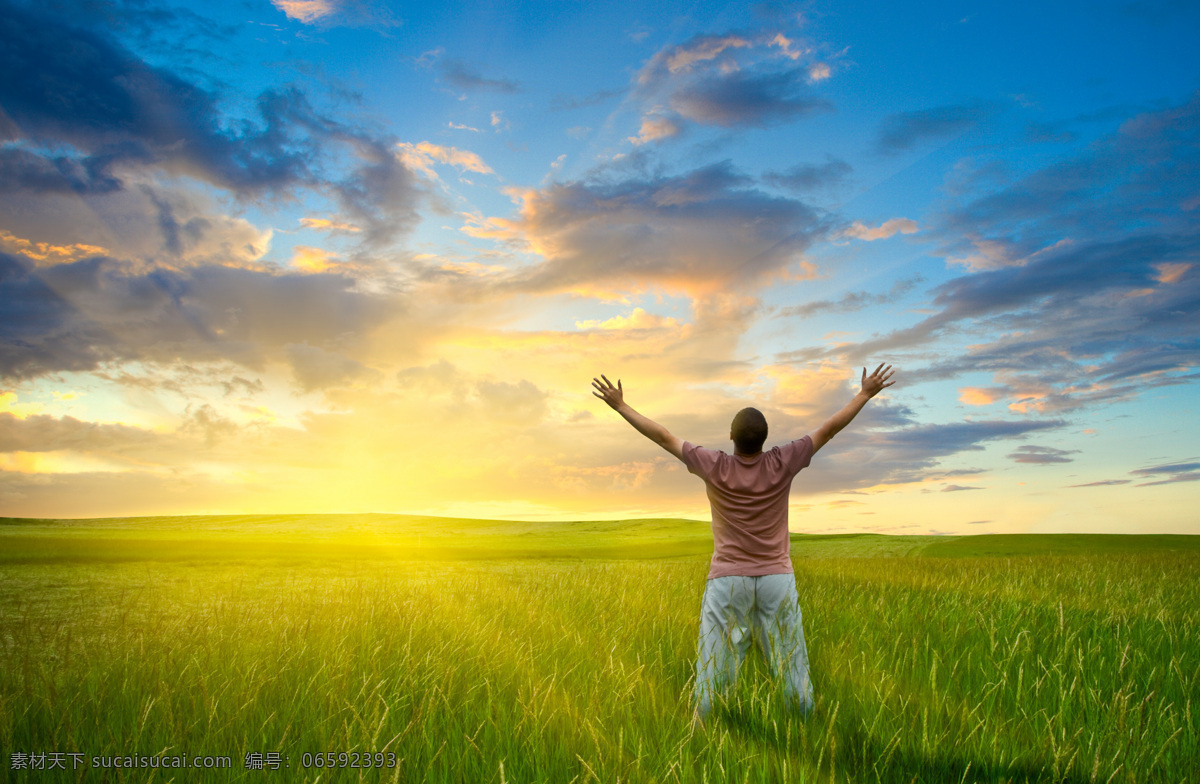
(329, 135, 424, 247)
(1130, 461, 1200, 486)
(877, 419, 1065, 457)
(0, 1, 423, 243)
(0, 147, 122, 194)
(19, 0, 237, 52)
(0, 2, 312, 193)
(942, 484, 982, 492)
(632, 31, 833, 132)
(1068, 479, 1131, 487)
(440, 60, 520, 93)
(669, 68, 831, 128)
(763, 156, 851, 193)
(0, 252, 395, 382)
(793, 94, 1200, 417)
(876, 104, 995, 153)
(1007, 445, 1078, 464)
(795, 415, 1066, 494)
(488, 160, 826, 296)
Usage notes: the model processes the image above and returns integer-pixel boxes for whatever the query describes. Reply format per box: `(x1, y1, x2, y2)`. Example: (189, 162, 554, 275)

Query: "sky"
(1, 0, 1198, 534)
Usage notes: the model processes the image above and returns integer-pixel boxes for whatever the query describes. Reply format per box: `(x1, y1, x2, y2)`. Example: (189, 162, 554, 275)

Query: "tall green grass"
(1, 518, 1196, 782)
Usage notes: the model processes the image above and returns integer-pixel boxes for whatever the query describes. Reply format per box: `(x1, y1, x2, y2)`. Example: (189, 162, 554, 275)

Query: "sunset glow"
(1, 0, 1197, 533)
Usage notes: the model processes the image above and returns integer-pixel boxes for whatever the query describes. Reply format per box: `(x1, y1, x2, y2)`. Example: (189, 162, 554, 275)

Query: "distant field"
(1, 515, 1197, 782)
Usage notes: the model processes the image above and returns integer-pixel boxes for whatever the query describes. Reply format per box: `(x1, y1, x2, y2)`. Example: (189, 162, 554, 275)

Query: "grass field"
(1, 515, 1197, 782)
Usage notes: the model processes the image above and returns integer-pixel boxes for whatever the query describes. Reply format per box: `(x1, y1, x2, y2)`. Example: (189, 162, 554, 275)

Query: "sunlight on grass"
(1, 517, 1196, 782)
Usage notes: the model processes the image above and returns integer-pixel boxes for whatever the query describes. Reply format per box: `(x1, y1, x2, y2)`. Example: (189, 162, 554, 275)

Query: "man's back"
(681, 436, 814, 579)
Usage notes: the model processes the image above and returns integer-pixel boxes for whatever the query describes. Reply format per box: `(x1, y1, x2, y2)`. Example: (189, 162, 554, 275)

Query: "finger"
(601, 374, 612, 388)
(592, 391, 603, 399)
(862, 367, 866, 382)
(882, 380, 896, 388)
(874, 362, 885, 376)
(617, 379, 623, 392)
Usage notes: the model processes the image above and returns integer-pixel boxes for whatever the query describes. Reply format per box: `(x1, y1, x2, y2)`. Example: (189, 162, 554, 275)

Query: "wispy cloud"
(1131, 461, 1200, 486)
(1007, 445, 1079, 464)
(396, 142, 495, 178)
(440, 60, 520, 93)
(840, 218, 918, 241)
(876, 103, 995, 153)
(763, 157, 851, 193)
(778, 277, 923, 319)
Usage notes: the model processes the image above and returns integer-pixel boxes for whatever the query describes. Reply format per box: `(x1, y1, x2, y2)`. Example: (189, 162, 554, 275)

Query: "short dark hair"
(731, 407, 768, 454)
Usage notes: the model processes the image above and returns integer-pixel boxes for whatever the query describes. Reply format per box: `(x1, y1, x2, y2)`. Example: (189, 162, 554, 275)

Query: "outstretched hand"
(861, 363, 896, 398)
(592, 375, 624, 410)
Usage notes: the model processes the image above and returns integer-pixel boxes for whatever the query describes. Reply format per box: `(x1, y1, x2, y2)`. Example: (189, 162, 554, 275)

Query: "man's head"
(730, 407, 768, 455)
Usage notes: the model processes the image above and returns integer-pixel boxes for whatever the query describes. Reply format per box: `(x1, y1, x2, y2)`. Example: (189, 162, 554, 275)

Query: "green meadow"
(1, 515, 1197, 783)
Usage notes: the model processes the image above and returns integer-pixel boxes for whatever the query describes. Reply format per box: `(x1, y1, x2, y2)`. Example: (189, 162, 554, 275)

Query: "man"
(591, 363, 896, 724)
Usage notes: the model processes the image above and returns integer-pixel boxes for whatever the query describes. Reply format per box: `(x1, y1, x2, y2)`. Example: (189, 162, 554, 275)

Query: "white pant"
(694, 573, 813, 718)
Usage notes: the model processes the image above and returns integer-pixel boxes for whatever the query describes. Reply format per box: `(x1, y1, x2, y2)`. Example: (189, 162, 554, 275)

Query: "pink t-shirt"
(681, 435, 814, 579)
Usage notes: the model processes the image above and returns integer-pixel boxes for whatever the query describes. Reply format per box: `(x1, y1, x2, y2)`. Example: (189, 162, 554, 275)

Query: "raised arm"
(592, 375, 684, 461)
(810, 363, 896, 454)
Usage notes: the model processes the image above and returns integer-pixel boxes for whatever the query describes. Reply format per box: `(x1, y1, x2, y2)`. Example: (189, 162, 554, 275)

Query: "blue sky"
(0, 0, 1197, 532)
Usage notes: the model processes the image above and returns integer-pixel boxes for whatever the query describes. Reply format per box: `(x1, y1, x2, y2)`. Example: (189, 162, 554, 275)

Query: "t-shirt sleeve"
(784, 435, 815, 475)
(681, 441, 720, 479)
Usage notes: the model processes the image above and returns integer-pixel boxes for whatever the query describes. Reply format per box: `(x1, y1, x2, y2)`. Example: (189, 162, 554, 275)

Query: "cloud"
(285, 343, 371, 391)
(958, 387, 1001, 406)
(329, 135, 425, 247)
(790, 414, 1066, 494)
(808, 63, 831, 83)
(396, 142, 495, 178)
(575, 308, 682, 331)
(463, 160, 825, 298)
(629, 115, 683, 146)
(942, 484, 982, 491)
(0, 252, 395, 384)
(290, 245, 340, 273)
(794, 95, 1200, 419)
(0, 2, 312, 194)
(270, 0, 398, 28)
(659, 34, 752, 74)
(271, 0, 334, 23)
(840, 218, 918, 241)
(1007, 445, 1079, 464)
(0, 230, 107, 266)
(669, 68, 831, 128)
(300, 217, 361, 233)
(633, 30, 833, 131)
(763, 157, 851, 193)
(1130, 460, 1200, 486)
(1068, 479, 1132, 487)
(0, 411, 159, 454)
(440, 60, 520, 93)
(778, 276, 922, 319)
(0, 180, 274, 269)
(876, 104, 995, 153)
(0, 2, 424, 248)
